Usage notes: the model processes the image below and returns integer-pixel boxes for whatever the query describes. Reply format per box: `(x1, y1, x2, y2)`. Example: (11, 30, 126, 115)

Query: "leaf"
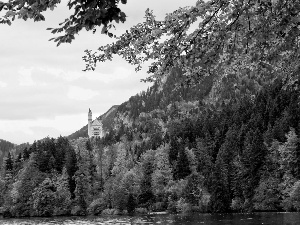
(101, 26, 107, 34)
(0, 3, 5, 11)
(5, 10, 16, 17)
(51, 28, 58, 34)
(120, 12, 126, 19)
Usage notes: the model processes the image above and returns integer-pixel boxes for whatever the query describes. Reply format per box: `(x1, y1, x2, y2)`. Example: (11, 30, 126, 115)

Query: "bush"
(290, 181, 300, 211)
(243, 199, 254, 212)
(2, 207, 12, 218)
(167, 198, 177, 213)
(113, 209, 125, 215)
(199, 191, 211, 212)
(32, 178, 56, 217)
(176, 198, 192, 213)
(253, 177, 281, 211)
(101, 208, 116, 215)
(153, 202, 167, 212)
(191, 206, 201, 212)
(231, 197, 244, 212)
(166, 179, 187, 200)
(87, 198, 107, 215)
(111, 184, 128, 210)
(71, 205, 87, 216)
(135, 207, 148, 214)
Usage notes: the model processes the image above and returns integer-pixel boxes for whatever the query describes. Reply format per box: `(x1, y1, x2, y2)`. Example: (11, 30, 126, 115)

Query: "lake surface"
(1, 212, 300, 225)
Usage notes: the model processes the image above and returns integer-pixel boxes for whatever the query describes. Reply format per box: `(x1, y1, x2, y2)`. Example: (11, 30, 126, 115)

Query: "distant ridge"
(67, 105, 119, 140)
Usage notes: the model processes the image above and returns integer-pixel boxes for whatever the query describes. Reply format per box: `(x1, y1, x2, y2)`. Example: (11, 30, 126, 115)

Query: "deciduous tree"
(0, 0, 127, 45)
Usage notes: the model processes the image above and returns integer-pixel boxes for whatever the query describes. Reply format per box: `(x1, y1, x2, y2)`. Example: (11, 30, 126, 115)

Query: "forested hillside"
(2, 74, 300, 217)
(0, 139, 14, 169)
(117, 67, 213, 119)
(67, 68, 213, 141)
(67, 105, 119, 140)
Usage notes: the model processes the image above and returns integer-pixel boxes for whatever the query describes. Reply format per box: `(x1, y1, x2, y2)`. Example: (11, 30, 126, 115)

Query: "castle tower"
(88, 108, 104, 138)
(88, 108, 92, 137)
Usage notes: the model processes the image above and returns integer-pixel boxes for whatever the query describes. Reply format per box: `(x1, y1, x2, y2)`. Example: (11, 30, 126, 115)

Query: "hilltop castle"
(88, 108, 104, 138)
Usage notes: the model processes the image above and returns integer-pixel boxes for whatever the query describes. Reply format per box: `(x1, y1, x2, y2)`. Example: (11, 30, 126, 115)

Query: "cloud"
(0, 64, 150, 122)
(0, 113, 88, 144)
(67, 86, 99, 101)
(18, 67, 36, 86)
(0, 80, 7, 88)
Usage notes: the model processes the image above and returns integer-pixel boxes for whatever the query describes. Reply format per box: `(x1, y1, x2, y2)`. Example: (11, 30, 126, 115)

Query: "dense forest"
(1, 73, 300, 217)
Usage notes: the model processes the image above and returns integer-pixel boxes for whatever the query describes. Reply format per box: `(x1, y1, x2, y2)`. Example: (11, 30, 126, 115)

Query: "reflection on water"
(1, 212, 300, 225)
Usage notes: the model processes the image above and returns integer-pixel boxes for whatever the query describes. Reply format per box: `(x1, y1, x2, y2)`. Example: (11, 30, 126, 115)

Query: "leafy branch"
(0, 0, 127, 46)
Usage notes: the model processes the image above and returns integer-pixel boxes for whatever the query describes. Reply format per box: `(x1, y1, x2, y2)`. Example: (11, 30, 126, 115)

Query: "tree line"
(2, 75, 300, 216)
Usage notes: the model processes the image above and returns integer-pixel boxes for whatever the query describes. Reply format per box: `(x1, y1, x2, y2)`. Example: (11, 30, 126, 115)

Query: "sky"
(0, 0, 196, 144)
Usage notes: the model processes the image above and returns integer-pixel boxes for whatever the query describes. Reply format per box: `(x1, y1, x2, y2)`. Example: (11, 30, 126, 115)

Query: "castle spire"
(88, 108, 92, 137)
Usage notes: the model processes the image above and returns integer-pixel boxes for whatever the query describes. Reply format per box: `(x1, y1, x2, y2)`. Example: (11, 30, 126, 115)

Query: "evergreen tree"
(5, 152, 13, 171)
(152, 144, 173, 200)
(169, 136, 179, 165)
(210, 162, 231, 213)
(54, 136, 67, 173)
(13, 152, 22, 175)
(194, 139, 214, 191)
(138, 150, 155, 208)
(241, 129, 267, 210)
(74, 170, 89, 215)
(65, 144, 78, 198)
(127, 193, 136, 214)
(174, 144, 191, 180)
(217, 126, 241, 201)
(279, 128, 298, 176)
(23, 147, 30, 160)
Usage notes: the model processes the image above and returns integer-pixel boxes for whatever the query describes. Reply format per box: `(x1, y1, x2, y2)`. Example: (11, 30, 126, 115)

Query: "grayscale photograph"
(1, 0, 300, 224)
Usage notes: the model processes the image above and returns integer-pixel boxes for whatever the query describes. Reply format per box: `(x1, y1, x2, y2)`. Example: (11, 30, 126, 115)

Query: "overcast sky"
(0, 0, 196, 144)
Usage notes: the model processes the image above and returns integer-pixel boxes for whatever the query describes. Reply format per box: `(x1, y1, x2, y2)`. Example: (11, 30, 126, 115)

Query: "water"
(1, 212, 300, 225)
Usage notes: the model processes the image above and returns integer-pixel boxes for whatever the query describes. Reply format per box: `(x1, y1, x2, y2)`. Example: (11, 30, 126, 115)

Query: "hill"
(67, 67, 213, 141)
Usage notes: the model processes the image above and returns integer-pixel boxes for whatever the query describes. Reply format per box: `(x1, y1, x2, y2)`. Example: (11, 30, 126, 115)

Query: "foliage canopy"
(2, 0, 299, 100)
(0, 0, 127, 45)
(82, 0, 300, 101)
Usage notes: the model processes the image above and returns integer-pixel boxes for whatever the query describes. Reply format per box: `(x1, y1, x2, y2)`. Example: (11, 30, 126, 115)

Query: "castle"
(88, 108, 104, 138)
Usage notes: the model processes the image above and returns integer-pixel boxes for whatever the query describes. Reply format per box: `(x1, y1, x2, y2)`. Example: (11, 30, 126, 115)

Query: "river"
(1, 212, 300, 224)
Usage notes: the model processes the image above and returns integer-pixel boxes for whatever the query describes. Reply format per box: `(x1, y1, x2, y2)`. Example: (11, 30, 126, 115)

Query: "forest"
(1, 73, 300, 217)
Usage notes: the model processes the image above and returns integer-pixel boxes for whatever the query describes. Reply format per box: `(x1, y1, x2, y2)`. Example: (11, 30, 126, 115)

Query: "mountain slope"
(68, 67, 213, 140)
